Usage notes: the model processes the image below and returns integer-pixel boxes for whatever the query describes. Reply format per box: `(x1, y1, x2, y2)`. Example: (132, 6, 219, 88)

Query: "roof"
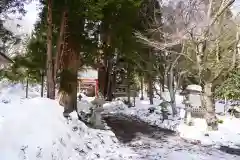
(0, 52, 13, 64)
(78, 67, 98, 79)
(185, 84, 202, 92)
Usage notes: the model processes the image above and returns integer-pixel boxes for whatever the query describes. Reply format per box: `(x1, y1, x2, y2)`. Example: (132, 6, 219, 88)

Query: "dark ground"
(103, 113, 175, 143)
(103, 113, 240, 158)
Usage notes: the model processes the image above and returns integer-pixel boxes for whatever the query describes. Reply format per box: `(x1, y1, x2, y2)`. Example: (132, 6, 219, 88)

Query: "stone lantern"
(181, 85, 204, 125)
(90, 97, 106, 129)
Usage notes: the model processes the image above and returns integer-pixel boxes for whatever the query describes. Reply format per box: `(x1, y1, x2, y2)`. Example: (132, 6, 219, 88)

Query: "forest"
(1, 0, 239, 130)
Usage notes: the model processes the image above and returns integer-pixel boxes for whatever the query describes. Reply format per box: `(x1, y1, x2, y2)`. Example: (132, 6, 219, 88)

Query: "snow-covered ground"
(103, 98, 181, 131)
(0, 79, 42, 103)
(178, 116, 240, 147)
(103, 91, 185, 130)
(0, 81, 240, 159)
(103, 93, 240, 149)
(0, 82, 137, 160)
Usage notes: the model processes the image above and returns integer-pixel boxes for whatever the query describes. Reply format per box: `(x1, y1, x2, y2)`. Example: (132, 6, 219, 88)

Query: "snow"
(178, 116, 240, 147)
(78, 67, 98, 79)
(103, 93, 185, 130)
(128, 134, 239, 160)
(186, 84, 202, 92)
(0, 80, 240, 159)
(0, 79, 42, 103)
(0, 82, 137, 160)
(103, 99, 180, 130)
(103, 93, 240, 150)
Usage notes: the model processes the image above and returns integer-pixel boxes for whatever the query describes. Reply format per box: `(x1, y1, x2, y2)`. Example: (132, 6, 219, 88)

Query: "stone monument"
(181, 85, 206, 125)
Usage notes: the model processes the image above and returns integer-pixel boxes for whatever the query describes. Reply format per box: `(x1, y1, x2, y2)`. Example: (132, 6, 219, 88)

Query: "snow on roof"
(78, 67, 98, 79)
(186, 84, 202, 92)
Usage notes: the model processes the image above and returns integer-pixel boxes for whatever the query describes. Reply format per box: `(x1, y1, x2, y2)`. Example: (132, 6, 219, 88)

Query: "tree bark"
(46, 0, 55, 99)
(98, 66, 106, 95)
(103, 55, 109, 97)
(112, 70, 117, 96)
(161, 75, 165, 92)
(202, 83, 218, 130)
(57, 13, 80, 116)
(168, 68, 178, 116)
(59, 48, 80, 117)
(106, 59, 113, 101)
(148, 50, 154, 105)
(140, 75, 144, 100)
(26, 75, 28, 98)
(41, 71, 44, 97)
(54, 8, 67, 88)
(127, 64, 131, 105)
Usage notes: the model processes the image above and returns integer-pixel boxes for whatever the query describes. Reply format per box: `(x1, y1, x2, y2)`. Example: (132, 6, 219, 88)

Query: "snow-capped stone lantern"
(77, 96, 106, 129)
(89, 97, 106, 129)
(181, 85, 205, 125)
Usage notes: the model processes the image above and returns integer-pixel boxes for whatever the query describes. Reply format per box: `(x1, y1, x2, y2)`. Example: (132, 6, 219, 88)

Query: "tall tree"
(23, 0, 149, 115)
(46, 0, 55, 99)
(137, 0, 163, 105)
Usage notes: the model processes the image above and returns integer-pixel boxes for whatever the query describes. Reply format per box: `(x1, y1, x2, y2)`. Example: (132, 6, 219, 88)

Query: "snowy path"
(104, 114, 240, 160)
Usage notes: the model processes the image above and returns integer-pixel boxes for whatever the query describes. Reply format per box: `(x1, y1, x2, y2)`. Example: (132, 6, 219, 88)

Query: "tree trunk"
(54, 8, 67, 88)
(148, 50, 154, 105)
(111, 70, 117, 98)
(57, 13, 80, 116)
(168, 69, 178, 116)
(103, 57, 109, 97)
(41, 71, 44, 97)
(127, 64, 131, 105)
(162, 53, 167, 92)
(98, 66, 106, 95)
(148, 79, 153, 105)
(60, 48, 80, 117)
(161, 75, 165, 92)
(106, 59, 113, 101)
(202, 83, 218, 130)
(46, 0, 55, 99)
(26, 76, 28, 98)
(140, 75, 144, 100)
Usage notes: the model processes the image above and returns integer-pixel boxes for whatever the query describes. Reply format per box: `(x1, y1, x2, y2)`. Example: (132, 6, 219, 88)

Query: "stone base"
(234, 112, 240, 118)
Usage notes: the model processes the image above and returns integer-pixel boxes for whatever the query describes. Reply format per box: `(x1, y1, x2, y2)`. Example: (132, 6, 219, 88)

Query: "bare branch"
(135, 32, 194, 62)
(209, 0, 235, 27)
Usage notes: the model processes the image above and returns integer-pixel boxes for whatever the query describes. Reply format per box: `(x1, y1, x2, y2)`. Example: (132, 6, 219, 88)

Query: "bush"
(218, 119, 224, 124)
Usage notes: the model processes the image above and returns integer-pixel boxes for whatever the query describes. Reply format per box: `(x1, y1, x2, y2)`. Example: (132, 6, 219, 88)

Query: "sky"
(4, 1, 40, 35)
(5, 0, 240, 34)
(232, 0, 240, 14)
(21, 1, 40, 33)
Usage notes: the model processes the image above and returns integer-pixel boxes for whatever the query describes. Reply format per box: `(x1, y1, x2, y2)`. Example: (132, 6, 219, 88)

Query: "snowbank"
(1, 80, 240, 159)
(0, 79, 42, 103)
(177, 116, 240, 147)
(0, 97, 136, 159)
